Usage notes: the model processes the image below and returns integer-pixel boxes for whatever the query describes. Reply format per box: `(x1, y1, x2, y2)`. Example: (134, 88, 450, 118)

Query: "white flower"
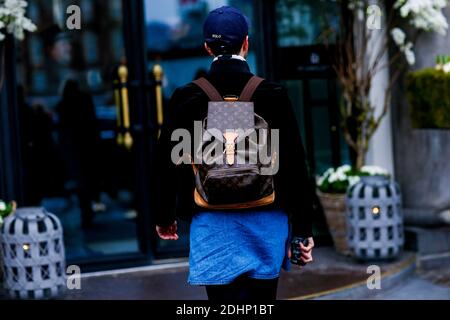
(361, 165, 390, 176)
(328, 172, 338, 183)
(323, 168, 334, 177)
(391, 0, 449, 67)
(391, 28, 406, 46)
(348, 176, 361, 187)
(404, 49, 415, 65)
(14, 27, 24, 40)
(0, 201, 6, 211)
(22, 17, 36, 32)
(443, 62, 450, 73)
(395, 40, 416, 66)
(336, 165, 351, 174)
(403, 42, 416, 65)
(4, 0, 28, 11)
(0, 0, 36, 41)
(316, 175, 325, 186)
(395, 0, 449, 35)
(318, 164, 363, 192)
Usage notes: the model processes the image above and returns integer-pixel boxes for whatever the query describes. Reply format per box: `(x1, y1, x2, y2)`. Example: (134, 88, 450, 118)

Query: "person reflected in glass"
(56, 80, 101, 229)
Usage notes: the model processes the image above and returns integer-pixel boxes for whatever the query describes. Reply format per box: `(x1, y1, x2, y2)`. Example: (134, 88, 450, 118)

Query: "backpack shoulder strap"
(192, 78, 223, 101)
(239, 76, 265, 102)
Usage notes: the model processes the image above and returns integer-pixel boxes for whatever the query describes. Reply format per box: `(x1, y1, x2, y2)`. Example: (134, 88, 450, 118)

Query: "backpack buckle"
(223, 95, 239, 102)
(223, 131, 239, 165)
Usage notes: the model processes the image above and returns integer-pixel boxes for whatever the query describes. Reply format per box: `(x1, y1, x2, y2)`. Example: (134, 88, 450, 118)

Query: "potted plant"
(0, 199, 16, 285)
(316, 165, 389, 255)
(406, 56, 450, 129)
(314, 0, 448, 254)
(0, 199, 16, 225)
(332, 0, 448, 169)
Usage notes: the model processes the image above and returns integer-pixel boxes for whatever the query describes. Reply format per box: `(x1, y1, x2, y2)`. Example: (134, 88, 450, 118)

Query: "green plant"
(406, 68, 450, 129)
(0, 199, 15, 224)
(317, 165, 390, 194)
(435, 55, 450, 67)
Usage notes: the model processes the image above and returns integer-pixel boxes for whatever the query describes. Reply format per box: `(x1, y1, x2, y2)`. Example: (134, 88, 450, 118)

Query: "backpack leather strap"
(193, 76, 265, 102)
(193, 78, 223, 101)
(239, 76, 265, 102)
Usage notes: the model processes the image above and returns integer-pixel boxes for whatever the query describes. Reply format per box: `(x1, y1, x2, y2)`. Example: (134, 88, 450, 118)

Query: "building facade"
(391, 7, 450, 225)
(0, 0, 360, 271)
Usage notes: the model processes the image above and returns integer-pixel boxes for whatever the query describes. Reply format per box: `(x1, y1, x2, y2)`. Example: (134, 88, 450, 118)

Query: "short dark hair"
(207, 40, 243, 56)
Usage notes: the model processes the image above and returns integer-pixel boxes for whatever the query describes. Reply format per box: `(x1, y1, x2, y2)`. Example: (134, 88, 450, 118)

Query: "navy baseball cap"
(203, 6, 249, 53)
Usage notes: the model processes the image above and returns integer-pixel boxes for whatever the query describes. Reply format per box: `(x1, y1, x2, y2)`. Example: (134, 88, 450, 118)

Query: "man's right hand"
(156, 221, 179, 240)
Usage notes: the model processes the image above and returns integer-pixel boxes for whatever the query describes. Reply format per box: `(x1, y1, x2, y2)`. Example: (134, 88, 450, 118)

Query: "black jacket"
(154, 57, 314, 238)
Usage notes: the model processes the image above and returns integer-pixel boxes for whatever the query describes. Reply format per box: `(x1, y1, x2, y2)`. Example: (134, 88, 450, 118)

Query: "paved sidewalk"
(3, 247, 449, 300)
(358, 276, 450, 300)
(60, 248, 423, 300)
(419, 267, 450, 287)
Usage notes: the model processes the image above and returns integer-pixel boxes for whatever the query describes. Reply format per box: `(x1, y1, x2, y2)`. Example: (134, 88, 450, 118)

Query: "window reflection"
(146, 0, 257, 98)
(16, 0, 138, 262)
(276, 0, 339, 47)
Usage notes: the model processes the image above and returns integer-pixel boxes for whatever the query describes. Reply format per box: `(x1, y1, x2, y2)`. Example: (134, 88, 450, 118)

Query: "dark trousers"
(205, 275, 279, 302)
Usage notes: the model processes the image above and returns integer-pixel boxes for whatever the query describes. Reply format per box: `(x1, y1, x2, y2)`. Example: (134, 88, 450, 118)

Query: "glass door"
(274, 0, 349, 244)
(275, 0, 350, 175)
(15, 0, 152, 266)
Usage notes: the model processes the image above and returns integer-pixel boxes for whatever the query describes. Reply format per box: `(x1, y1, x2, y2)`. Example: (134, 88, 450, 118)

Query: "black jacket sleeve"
(154, 88, 182, 227)
(276, 87, 314, 238)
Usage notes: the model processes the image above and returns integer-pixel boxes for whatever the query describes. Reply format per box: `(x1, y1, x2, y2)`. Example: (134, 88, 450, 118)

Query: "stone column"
(391, 8, 450, 225)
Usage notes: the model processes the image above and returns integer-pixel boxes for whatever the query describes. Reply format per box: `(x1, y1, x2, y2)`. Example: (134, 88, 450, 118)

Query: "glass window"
(145, 0, 258, 98)
(281, 79, 351, 176)
(276, 0, 349, 177)
(276, 0, 340, 47)
(16, 0, 139, 262)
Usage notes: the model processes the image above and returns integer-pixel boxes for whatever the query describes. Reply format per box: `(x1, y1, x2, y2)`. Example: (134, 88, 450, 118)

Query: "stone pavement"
(357, 276, 450, 300)
(2, 247, 449, 300)
(419, 267, 450, 287)
(59, 247, 449, 300)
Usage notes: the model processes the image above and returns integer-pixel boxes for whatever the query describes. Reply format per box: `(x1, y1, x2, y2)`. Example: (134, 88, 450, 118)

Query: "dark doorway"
(274, 0, 350, 244)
